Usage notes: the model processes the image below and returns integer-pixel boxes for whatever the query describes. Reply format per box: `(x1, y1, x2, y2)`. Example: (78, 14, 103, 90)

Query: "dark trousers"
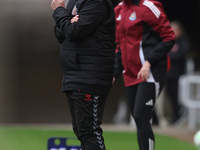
(166, 79, 180, 123)
(66, 91, 107, 150)
(126, 82, 162, 150)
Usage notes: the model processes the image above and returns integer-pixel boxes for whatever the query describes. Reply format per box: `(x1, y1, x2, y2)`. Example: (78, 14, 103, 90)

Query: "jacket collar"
(124, 0, 141, 5)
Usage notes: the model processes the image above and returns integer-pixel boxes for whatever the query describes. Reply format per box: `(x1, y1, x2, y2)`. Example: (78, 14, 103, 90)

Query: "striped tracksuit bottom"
(66, 91, 107, 150)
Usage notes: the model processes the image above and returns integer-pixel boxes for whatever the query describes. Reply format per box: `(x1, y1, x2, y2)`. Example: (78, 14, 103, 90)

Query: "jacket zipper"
(121, 8, 129, 74)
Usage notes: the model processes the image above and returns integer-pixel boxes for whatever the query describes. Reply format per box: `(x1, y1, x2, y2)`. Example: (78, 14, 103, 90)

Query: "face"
(124, 0, 132, 4)
(170, 23, 182, 39)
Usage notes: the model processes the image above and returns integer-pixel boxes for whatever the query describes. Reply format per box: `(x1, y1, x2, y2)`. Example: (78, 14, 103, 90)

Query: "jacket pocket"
(60, 50, 77, 71)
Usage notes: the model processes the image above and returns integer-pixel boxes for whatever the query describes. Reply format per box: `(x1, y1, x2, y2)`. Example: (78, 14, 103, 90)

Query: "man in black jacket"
(51, 0, 116, 149)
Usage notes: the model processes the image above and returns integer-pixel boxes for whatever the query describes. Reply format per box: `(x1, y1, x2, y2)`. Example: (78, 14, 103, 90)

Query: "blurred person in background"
(51, 0, 116, 150)
(166, 21, 191, 124)
(113, 0, 175, 150)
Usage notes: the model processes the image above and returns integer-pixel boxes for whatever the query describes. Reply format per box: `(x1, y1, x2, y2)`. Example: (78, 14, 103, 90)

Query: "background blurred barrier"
(179, 73, 200, 131)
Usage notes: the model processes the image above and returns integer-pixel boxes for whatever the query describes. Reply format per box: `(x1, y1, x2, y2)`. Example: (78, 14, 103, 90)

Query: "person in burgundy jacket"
(113, 0, 175, 149)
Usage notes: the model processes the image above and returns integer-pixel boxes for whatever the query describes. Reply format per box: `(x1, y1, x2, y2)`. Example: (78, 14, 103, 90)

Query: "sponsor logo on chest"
(116, 14, 121, 21)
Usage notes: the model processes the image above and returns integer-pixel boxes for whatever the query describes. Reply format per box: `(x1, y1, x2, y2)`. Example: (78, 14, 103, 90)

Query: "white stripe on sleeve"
(143, 0, 161, 18)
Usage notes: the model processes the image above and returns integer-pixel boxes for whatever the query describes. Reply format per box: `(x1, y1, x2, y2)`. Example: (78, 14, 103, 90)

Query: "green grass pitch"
(0, 126, 197, 150)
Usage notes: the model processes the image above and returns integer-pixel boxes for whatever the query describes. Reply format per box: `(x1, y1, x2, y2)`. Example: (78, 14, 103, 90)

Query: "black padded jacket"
(53, 0, 116, 95)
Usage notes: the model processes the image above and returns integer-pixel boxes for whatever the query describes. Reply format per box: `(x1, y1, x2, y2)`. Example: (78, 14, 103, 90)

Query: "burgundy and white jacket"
(114, 0, 175, 87)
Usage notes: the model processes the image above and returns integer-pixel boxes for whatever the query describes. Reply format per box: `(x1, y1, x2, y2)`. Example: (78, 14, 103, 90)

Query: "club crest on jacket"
(72, 5, 78, 15)
(129, 12, 136, 21)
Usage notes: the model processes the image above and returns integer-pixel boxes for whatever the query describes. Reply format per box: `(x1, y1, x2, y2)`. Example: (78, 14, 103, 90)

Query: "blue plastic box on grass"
(48, 137, 81, 150)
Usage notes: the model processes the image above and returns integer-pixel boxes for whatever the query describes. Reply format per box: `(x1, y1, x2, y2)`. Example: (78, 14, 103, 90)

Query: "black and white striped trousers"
(66, 91, 107, 150)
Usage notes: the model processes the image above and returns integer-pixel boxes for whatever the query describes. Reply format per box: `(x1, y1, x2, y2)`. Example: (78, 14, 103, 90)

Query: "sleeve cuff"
(53, 7, 67, 22)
